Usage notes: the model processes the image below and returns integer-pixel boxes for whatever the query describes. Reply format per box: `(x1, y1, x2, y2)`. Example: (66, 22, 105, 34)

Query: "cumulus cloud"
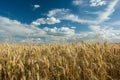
(63, 14, 95, 24)
(72, 0, 84, 6)
(89, 25, 101, 31)
(47, 7, 98, 26)
(85, 0, 119, 24)
(47, 0, 118, 25)
(0, 16, 77, 43)
(43, 27, 75, 36)
(46, 9, 93, 25)
(47, 9, 70, 18)
(34, 4, 40, 9)
(0, 16, 119, 43)
(88, 0, 120, 42)
(89, 25, 120, 42)
(71, 26, 76, 29)
(36, 1, 119, 42)
(0, 0, 119, 43)
(31, 17, 60, 26)
(0, 16, 34, 36)
(90, 0, 106, 7)
(46, 17, 61, 24)
(21, 38, 41, 44)
(47, 8, 96, 24)
(0, 16, 47, 43)
(41, 27, 99, 43)
(31, 18, 46, 26)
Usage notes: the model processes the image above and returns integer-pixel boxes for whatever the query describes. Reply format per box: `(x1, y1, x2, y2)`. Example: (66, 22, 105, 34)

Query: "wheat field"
(0, 42, 120, 80)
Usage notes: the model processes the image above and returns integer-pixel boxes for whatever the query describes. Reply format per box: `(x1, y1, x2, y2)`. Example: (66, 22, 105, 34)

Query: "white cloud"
(36, 26, 77, 43)
(31, 17, 60, 26)
(46, 9, 93, 25)
(0, 16, 47, 42)
(72, 0, 84, 6)
(47, 0, 118, 25)
(0, 16, 119, 43)
(47, 8, 70, 18)
(34, 4, 40, 9)
(21, 38, 41, 44)
(97, 0, 119, 23)
(43, 27, 75, 36)
(89, 25, 101, 31)
(63, 14, 95, 24)
(90, 0, 106, 7)
(71, 26, 76, 29)
(105, 21, 120, 26)
(88, 0, 120, 42)
(0, 16, 76, 43)
(46, 17, 60, 24)
(47, 9, 96, 24)
(45, 1, 119, 42)
(84, 1, 119, 42)
(85, 0, 119, 24)
(0, 0, 119, 43)
(31, 18, 46, 26)
(0, 16, 34, 36)
(89, 25, 120, 42)
(41, 27, 99, 43)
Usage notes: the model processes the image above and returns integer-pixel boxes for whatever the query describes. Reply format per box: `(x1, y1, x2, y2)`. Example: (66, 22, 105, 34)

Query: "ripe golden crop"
(0, 42, 120, 80)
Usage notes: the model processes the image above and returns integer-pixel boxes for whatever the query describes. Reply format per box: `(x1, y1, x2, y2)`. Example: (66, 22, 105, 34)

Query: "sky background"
(0, 0, 120, 43)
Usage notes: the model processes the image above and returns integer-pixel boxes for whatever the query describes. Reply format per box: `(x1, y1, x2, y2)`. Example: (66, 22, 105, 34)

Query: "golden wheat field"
(0, 42, 120, 80)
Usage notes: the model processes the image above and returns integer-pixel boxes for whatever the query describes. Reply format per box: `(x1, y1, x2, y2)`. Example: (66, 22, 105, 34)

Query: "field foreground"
(0, 42, 120, 80)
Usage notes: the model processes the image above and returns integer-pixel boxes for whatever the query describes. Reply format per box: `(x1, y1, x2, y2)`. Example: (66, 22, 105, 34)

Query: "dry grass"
(0, 42, 120, 80)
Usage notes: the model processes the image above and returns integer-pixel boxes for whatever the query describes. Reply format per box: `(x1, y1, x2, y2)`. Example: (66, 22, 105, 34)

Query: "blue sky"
(0, 0, 120, 43)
